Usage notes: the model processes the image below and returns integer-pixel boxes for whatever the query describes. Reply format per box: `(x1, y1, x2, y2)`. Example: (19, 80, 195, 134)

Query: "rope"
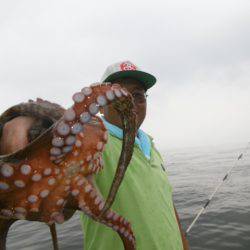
(185, 142, 250, 236)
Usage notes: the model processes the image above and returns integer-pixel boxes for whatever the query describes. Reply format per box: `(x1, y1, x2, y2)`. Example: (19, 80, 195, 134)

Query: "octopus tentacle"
(49, 224, 59, 250)
(72, 176, 136, 250)
(100, 88, 136, 217)
(41, 178, 71, 224)
(50, 83, 117, 163)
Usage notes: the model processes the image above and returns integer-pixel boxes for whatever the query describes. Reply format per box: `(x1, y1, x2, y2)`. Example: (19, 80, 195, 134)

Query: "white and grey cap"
(101, 60, 157, 90)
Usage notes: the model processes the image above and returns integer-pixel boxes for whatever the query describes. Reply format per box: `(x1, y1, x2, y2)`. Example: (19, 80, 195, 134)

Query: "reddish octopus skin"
(0, 83, 136, 250)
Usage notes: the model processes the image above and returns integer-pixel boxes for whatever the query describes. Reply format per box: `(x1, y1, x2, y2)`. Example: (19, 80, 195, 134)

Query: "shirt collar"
(101, 116, 151, 160)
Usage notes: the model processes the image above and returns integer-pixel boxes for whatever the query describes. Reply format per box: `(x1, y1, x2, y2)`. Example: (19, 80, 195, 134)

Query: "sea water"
(6, 144, 250, 249)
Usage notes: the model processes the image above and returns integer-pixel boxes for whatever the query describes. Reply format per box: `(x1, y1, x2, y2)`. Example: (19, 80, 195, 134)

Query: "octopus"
(0, 82, 137, 250)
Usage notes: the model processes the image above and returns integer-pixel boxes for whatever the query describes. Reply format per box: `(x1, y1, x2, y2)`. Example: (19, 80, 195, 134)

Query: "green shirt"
(80, 134, 183, 250)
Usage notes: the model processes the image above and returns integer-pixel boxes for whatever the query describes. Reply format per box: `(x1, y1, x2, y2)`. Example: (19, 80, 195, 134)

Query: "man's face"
(103, 78, 147, 130)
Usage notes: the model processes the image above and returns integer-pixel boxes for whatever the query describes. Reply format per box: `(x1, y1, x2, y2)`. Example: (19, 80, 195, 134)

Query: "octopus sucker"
(14, 180, 25, 188)
(76, 177, 136, 250)
(0, 82, 137, 250)
(52, 137, 64, 147)
(72, 92, 85, 103)
(43, 168, 52, 176)
(0, 164, 14, 178)
(81, 87, 92, 96)
(20, 164, 32, 175)
(63, 108, 76, 122)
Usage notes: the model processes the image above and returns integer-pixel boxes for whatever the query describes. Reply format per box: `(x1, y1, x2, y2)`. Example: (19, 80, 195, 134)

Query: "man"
(0, 60, 189, 249)
(81, 61, 189, 250)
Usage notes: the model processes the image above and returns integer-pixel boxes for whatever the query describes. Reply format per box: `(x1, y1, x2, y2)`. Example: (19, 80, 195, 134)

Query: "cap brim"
(103, 70, 156, 90)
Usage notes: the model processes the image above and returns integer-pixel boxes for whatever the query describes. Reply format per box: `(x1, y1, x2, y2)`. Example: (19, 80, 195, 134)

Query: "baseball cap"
(101, 60, 157, 90)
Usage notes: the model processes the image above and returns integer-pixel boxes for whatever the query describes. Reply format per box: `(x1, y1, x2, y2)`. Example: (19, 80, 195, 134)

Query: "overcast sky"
(1, 0, 250, 149)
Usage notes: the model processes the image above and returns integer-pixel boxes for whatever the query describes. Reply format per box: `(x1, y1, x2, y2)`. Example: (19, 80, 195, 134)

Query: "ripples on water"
(165, 144, 250, 250)
(6, 145, 250, 249)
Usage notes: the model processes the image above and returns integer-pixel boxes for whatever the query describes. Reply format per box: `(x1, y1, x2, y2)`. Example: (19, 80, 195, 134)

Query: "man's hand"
(0, 116, 36, 155)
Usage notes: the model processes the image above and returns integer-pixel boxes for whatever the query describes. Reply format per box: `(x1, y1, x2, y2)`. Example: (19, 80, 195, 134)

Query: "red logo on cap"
(120, 62, 137, 71)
